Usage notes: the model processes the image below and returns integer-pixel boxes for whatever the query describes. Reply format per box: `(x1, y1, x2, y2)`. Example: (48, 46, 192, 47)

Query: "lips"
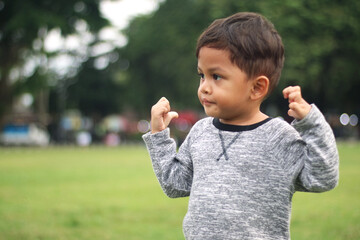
(201, 98, 215, 106)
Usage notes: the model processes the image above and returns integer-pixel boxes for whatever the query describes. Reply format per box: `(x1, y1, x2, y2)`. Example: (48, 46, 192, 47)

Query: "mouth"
(201, 98, 215, 106)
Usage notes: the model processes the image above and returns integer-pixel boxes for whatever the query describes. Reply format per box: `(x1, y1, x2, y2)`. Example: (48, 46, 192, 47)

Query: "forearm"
(293, 104, 339, 192)
(143, 128, 192, 198)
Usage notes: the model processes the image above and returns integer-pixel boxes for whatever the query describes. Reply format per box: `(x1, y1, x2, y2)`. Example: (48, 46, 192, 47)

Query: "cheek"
(197, 88, 202, 103)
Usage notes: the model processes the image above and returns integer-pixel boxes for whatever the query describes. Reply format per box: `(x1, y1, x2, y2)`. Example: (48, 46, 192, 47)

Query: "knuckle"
(151, 105, 162, 115)
(151, 105, 157, 112)
(162, 97, 169, 103)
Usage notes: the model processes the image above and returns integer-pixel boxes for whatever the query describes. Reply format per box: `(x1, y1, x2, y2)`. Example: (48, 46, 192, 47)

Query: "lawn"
(0, 142, 359, 240)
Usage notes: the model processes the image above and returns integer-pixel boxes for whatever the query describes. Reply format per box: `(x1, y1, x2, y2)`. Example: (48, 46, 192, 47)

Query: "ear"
(250, 76, 269, 101)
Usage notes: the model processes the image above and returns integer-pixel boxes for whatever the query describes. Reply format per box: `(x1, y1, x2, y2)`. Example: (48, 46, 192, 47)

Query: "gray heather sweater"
(142, 105, 339, 240)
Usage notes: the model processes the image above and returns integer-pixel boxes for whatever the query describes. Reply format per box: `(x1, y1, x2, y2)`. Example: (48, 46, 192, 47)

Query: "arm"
(143, 97, 193, 198)
(283, 86, 339, 192)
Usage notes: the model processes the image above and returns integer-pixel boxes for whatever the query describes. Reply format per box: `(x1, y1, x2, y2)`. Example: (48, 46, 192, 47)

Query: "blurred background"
(0, 1, 360, 239)
(0, 0, 359, 145)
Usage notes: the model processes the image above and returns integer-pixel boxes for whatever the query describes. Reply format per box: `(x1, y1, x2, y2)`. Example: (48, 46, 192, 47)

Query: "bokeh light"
(339, 113, 350, 126)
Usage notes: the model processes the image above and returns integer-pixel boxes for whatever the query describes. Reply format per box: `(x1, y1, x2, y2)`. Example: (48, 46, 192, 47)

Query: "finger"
(283, 86, 300, 99)
(282, 86, 295, 98)
(287, 109, 297, 119)
(289, 102, 301, 111)
(287, 102, 301, 119)
(287, 91, 302, 103)
(164, 111, 179, 126)
(282, 87, 291, 99)
(151, 104, 167, 117)
(159, 97, 171, 110)
(151, 107, 170, 133)
(159, 97, 170, 111)
(152, 98, 170, 115)
(288, 102, 311, 120)
(158, 97, 168, 103)
(154, 97, 169, 110)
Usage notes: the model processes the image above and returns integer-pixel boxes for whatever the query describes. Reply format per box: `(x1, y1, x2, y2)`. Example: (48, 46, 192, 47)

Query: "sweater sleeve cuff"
(142, 128, 170, 149)
(291, 104, 325, 132)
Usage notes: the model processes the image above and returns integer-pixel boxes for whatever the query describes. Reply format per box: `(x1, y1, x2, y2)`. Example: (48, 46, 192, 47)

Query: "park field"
(0, 142, 359, 240)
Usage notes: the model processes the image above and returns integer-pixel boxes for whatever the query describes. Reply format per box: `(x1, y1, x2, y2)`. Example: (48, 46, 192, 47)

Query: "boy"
(143, 12, 339, 240)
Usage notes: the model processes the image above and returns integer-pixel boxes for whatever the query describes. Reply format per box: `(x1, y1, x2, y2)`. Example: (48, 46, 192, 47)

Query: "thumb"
(164, 111, 179, 127)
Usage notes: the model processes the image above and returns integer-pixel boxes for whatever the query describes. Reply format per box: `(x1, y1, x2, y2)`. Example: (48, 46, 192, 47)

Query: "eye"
(213, 74, 222, 81)
(198, 72, 205, 79)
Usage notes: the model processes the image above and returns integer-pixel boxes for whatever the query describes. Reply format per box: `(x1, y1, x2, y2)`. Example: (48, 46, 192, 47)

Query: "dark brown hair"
(196, 12, 284, 95)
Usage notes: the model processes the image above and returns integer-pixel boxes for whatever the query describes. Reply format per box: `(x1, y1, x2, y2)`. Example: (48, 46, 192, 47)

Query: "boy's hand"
(283, 86, 311, 120)
(151, 97, 178, 134)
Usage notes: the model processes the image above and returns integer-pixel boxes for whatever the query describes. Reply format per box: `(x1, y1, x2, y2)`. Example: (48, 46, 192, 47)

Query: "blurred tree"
(267, 0, 360, 113)
(0, 0, 109, 123)
(65, 55, 125, 117)
(2, 0, 358, 129)
(119, 0, 360, 116)
(119, 0, 213, 116)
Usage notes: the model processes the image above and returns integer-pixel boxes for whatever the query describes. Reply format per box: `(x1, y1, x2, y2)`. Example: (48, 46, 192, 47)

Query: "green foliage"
(119, 0, 213, 115)
(0, 143, 358, 239)
(119, 0, 360, 115)
(0, 0, 109, 119)
(1, 0, 359, 122)
(65, 57, 125, 116)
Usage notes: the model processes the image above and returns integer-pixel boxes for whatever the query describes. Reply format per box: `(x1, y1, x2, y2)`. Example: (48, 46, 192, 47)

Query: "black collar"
(213, 117, 272, 132)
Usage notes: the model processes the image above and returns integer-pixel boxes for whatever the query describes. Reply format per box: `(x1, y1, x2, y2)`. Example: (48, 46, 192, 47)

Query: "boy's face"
(197, 47, 255, 124)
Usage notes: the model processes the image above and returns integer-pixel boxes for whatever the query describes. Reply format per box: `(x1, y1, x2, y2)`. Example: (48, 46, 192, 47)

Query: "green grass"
(291, 142, 360, 240)
(0, 143, 359, 240)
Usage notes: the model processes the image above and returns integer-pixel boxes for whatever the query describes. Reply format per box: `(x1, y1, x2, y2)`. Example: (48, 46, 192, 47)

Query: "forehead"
(197, 47, 234, 70)
(198, 47, 231, 64)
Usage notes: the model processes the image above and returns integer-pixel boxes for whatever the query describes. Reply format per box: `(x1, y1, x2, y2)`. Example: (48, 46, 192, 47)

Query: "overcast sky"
(101, 0, 160, 30)
(39, 0, 162, 74)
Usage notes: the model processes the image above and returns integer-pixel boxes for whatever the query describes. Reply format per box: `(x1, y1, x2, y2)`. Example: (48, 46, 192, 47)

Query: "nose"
(199, 78, 211, 95)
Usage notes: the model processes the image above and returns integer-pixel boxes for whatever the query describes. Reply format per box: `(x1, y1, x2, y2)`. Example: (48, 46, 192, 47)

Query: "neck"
(220, 108, 268, 126)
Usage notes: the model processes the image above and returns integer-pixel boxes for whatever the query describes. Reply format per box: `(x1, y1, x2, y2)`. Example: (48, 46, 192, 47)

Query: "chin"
(204, 109, 220, 118)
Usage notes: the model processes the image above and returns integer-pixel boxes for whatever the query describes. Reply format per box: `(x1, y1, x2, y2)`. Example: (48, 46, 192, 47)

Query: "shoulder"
(184, 117, 213, 142)
(264, 118, 306, 170)
(193, 117, 213, 128)
(175, 117, 212, 152)
(263, 117, 302, 143)
(264, 117, 296, 133)
(189, 117, 213, 134)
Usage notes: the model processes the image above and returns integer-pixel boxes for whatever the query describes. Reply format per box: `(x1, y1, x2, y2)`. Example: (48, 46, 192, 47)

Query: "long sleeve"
(270, 104, 339, 193)
(291, 104, 339, 192)
(142, 108, 339, 239)
(142, 128, 193, 198)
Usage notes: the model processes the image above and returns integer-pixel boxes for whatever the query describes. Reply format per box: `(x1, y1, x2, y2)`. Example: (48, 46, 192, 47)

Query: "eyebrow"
(197, 66, 227, 73)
